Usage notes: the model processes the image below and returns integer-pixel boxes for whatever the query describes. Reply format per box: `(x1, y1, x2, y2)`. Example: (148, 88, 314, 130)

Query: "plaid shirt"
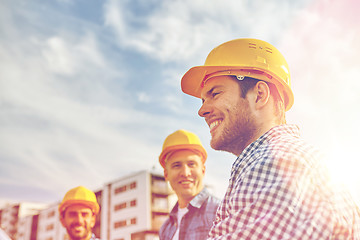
(208, 124, 360, 240)
(160, 187, 220, 240)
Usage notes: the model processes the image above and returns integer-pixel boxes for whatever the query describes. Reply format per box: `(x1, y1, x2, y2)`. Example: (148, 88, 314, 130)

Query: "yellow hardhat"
(58, 186, 99, 215)
(181, 38, 294, 111)
(159, 129, 207, 168)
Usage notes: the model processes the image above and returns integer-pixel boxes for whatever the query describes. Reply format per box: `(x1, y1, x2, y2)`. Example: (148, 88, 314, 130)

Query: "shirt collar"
(233, 124, 300, 169)
(189, 187, 210, 209)
(169, 187, 209, 217)
(90, 233, 98, 240)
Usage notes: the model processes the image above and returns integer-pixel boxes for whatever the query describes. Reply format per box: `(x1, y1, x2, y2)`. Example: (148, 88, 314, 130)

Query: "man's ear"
(59, 214, 66, 227)
(254, 81, 270, 109)
(164, 168, 168, 181)
(90, 214, 96, 228)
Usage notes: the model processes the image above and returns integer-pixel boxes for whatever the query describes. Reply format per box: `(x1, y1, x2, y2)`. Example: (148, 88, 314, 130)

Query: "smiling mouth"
(71, 226, 84, 234)
(179, 180, 193, 185)
(209, 120, 222, 131)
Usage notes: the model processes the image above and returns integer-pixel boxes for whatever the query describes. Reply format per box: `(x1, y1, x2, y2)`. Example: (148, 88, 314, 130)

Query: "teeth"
(209, 120, 220, 130)
(180, 180, 192, 184)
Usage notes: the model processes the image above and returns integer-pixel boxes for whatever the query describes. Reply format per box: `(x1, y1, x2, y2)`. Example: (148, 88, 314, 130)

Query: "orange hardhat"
(181, 38, 294, 111)
(58, 186, 99, 215)
(159, 129, 207, 168)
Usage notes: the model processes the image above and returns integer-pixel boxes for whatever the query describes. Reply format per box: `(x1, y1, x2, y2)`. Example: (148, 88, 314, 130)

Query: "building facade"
(0, 202, 48, 240)
(101, 170, 174, 240)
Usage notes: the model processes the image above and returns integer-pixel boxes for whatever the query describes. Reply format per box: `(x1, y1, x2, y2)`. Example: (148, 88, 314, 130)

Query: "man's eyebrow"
(170, 161, 182, 167)
(202, 85, 222, 100)
(202, 85, 221, 103)
(207, 85, 223, 95)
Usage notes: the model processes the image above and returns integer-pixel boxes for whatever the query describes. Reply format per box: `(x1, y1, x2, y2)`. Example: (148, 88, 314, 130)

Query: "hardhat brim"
(159, 144, 207, 168)
(59, 199, 100, 215)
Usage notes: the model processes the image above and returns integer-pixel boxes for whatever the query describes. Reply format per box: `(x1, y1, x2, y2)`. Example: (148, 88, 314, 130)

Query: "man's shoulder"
(198, 190, 220, 212)
(259, 125, 321, 161)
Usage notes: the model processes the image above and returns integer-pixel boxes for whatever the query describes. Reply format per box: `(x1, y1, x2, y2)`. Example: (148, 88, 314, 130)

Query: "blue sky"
(1, 0, 360, 206)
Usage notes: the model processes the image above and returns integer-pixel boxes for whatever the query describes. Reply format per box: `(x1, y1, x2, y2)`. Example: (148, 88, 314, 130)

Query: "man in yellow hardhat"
(158, 129, 219, 240)
(59, 186, 101, 240)
(181, 38, 360, 239)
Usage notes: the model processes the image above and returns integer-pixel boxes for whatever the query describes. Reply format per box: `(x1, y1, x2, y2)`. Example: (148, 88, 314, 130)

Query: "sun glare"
(325, 150, 360, 205)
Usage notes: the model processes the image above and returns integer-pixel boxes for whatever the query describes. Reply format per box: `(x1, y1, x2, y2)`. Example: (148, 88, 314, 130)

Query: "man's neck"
(70, 232, 93, 240)
(177, 188, 203, 208)
(178, 198, 191, 208)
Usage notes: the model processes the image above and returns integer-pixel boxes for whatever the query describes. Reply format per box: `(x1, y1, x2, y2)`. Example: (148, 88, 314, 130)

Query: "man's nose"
(198, 101, 211, 117)
(73, 213, 84, 223)
(180, 165, 191, 176)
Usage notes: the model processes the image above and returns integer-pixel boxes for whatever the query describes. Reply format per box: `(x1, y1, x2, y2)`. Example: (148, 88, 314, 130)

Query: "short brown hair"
(237, 77, 286, 124)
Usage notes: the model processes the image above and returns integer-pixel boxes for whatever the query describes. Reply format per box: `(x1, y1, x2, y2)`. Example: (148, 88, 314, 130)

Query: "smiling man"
(181, 38, 360, 239)
(59, 186, 101, 240)
(159, 129, 219, 240)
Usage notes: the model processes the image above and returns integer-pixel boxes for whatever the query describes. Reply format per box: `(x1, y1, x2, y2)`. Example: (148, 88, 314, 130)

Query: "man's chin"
(210, 138, 224, 151)
(179, 190, 196, 198)
(69, 230, 87, 240)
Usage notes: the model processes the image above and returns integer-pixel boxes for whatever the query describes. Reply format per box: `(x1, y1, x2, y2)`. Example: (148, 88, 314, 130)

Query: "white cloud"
(103, 0, 305, 63)
(42, 33, 106, 76)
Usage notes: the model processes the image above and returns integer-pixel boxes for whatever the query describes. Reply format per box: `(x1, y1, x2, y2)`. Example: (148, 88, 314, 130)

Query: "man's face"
(198, 75, 256, 155)
(60, 204, 95, 240)
(164, 150, 205, 206)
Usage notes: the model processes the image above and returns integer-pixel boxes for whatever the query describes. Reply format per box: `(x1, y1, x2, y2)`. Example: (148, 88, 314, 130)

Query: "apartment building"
(101, 170, 175, 240)
(17, 214, 38, 240)
(36, 203, 67, 240)
(0, 202, 48, 240)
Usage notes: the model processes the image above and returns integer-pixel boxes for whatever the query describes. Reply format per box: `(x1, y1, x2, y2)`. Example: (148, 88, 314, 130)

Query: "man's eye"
(212, 92, 220, 97)
(189, 162, 197, 167)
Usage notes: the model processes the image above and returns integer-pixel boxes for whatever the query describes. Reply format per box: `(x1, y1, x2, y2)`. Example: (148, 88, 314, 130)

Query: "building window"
(114, 199, 137, 212)
(130, 199, 137, 207)
(114, 185, 127, 194)
(114, 218, 137, 229)
(47, 211, 55, 218)
(114, 181, 137, 194)
(114, 220, 127, 229)
(114, 202, 127, 211)
(130, 181, 137, 189)
(46, 224, 54, 231)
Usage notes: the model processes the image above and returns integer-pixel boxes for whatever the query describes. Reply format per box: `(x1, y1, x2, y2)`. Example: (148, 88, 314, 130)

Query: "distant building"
(101, 170, 175, 240)
(17, 214, 38, 240)
(36, 203, 66, 240)
(0, 202, 48, 240)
